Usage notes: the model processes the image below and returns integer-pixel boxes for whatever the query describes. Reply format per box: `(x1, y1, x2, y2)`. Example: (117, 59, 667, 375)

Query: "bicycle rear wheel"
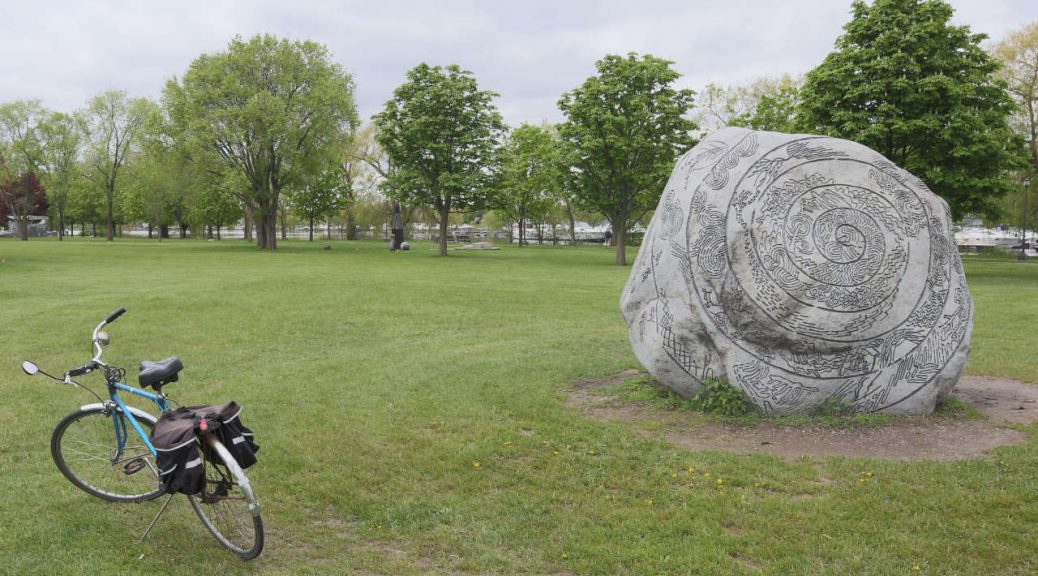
(189, 438, 264, 560)
(50, 406, 163, 502)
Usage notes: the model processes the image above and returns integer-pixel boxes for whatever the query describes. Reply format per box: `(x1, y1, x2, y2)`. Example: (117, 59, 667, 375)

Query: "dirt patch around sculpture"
(567, 371, 1037, 461)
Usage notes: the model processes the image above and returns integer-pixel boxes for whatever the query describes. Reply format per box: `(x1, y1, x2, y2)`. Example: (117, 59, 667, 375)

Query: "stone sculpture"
(621, 128, 973, 415)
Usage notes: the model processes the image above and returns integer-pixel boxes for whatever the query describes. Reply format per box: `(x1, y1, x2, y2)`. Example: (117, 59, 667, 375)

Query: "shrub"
(688, 379, 759, 417)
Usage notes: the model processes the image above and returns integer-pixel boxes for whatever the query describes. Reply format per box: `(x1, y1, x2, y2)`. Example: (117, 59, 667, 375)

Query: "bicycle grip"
(68, 362, 97, 377)
(106, 308, 126, 324)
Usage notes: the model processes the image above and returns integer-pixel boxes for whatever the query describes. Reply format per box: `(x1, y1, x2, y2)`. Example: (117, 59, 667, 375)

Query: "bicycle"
(21, 308, 264, 560)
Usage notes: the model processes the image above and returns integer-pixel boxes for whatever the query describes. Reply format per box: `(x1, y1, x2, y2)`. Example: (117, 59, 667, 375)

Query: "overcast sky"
(2, 0, 1036, 127)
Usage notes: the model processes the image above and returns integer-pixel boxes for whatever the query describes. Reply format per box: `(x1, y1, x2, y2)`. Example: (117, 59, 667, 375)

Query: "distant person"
(604, 228, 612, 247)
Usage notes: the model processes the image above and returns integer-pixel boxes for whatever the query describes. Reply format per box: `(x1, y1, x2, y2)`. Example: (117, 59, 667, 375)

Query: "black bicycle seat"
(139, 357, 184, 390)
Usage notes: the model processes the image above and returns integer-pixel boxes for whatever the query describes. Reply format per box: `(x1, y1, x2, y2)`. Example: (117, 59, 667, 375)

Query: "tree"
(65, 170, 105, 236)
(993, 22, 1038, 172)
(0, 100, 50, 239)
(695, 75, 801, 134)
(0, 100, 48, 172)
(80, 91, 155, 241)
(288, 164, 349, 241)
(495, 124, 563, 246)
(374, 63, 505, 256)
(192, 168, 245, 240)
(38, 112, 83, 240)
(165, 34, 359, 250)
(343, 125, 391, 240)
(0, 171, 48, 239)
(797, 0, 1024, 220)
(993, 22, 1038, 241)
(558, 53, 697, 265)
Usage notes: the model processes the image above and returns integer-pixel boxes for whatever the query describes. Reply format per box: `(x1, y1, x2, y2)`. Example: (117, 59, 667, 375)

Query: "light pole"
(1021, 174, 1033, 260)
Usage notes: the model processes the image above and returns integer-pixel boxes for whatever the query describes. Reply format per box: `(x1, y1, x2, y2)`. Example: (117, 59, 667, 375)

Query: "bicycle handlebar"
(106, 308, 126, 324)
(68, 362, 98, 378)
(91, 307, 127, 364)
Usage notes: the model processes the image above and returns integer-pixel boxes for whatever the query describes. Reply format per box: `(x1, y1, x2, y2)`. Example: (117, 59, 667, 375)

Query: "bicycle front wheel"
(50, 406, 163, 502)
(189, 438, 264, 560)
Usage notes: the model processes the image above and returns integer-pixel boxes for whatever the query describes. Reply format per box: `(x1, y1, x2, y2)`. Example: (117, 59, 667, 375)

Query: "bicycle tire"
(50, 406, 163, 502)
(189, 438, 264, 560)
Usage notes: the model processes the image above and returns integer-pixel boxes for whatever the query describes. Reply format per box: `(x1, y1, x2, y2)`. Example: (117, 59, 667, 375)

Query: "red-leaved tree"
(0, 171, 48, 240)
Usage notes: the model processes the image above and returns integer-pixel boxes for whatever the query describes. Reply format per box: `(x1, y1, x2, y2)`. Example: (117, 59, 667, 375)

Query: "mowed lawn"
(0, 238, 1036, 575)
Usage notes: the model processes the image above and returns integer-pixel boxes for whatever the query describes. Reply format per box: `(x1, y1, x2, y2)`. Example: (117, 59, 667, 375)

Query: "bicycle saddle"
(139, 357, 184, 391)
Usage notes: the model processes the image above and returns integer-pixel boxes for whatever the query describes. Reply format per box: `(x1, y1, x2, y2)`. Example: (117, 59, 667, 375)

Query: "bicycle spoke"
(52, 408, 161, 502)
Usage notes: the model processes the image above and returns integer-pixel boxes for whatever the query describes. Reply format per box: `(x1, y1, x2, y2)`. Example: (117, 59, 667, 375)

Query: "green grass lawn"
(0, 238, 1036, 575)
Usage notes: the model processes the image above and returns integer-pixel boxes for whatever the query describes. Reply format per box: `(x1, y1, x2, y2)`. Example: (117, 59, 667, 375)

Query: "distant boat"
(956, 226, 1035, 256)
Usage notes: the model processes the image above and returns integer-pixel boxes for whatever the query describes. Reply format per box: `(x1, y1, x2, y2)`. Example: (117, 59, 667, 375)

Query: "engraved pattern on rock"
(621, 128, 974, 415)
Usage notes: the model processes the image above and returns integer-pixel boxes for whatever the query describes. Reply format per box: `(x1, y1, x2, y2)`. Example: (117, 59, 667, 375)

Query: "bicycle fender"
(78, 403, 158, 424)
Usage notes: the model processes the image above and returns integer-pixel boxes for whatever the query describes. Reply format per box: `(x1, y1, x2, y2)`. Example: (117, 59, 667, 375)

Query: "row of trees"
(3, 1, 1037, 265)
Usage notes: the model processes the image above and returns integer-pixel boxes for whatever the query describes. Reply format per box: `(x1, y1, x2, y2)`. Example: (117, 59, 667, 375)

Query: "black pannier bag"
(149, 402, 259, 495)
(150, 407, 205, 495)
(194, 401, 259, 469)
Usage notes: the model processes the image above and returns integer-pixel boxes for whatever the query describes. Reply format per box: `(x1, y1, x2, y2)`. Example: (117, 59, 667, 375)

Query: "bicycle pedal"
(123, 457, 147, 475)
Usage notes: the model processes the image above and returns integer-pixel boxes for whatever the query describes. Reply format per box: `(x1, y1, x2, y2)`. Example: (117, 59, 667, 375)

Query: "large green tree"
(558, 53, 697, 265)
(80, 91, 155, 241)
(165, 34, 358, 250)
(494, 124, 563, 246)
(374, 63, 505, 256)
(797, 0, 1023, 220)
(993, 22, 1038, 241)
(993, 22, 1038, 172)
(0, 100, 49, 239)
(288, 164, 349, 241)
(38, 112, 83, 240)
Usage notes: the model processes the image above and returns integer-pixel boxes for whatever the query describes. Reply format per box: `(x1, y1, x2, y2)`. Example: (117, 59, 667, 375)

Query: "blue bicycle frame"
(104, 378, 170, 460)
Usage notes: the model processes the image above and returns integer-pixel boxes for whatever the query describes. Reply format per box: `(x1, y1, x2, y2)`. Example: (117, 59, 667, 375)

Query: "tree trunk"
(309, 216, 314, 241)
(255, 205, 278, 250)
(279, 203, 287, 241)
(106, 183, 115, 242)
(17, 215, 28, 240)
(614, 215, 628, 266)
(179, 222, 188, 239)
(58, 210, 65, 241)
(344, 203, 357, 240)
(159, 224, 170, 239)
(243, 203, 254, 242)
(565, 201, 577, 245)
(437, 206, 450, 256)
(216, 225, 221, 240)
(147, 223, 153, 239)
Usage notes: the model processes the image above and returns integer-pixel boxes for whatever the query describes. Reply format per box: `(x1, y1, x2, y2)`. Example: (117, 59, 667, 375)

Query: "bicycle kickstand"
(139, 493, 175, 543)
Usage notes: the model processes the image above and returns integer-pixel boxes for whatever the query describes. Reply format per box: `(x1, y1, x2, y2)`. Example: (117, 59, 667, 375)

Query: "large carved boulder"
(621, 128, 973, 415)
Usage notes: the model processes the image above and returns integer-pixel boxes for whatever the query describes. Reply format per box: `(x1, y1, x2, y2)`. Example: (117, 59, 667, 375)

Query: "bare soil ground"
(567, 371, 1038, 461)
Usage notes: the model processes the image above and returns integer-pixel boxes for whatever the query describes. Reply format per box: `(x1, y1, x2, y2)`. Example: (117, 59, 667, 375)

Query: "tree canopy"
(695, 76, 801, 134)
(494, 124, 564, 246)
(374, 63, 505, 256)
(38, 111, 83, 240)
(797, 0, 1024, 220)
(558, 53, 697, 265)
(165, 34, 358, 250)
(80, 90, 155, 241)
(993, 22, 1038, 173)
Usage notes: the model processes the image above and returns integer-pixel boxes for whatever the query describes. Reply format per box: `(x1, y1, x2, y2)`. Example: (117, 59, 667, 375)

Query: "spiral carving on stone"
(621, 128, 973, 415)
